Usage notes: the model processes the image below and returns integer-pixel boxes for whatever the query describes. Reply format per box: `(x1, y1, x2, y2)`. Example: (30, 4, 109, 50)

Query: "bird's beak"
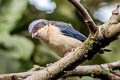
(32, 32, 38, 38)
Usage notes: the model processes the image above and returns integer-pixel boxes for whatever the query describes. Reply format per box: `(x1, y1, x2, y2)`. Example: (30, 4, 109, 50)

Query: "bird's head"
(28, 19, 48, 38)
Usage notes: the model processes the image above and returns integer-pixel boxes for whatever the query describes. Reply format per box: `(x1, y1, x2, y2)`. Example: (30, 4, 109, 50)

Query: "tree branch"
(1, 61, 120, 80)
(63, 61, 120, 80)
(0, 72, 33, 80)
(68, 0, 98, 34)
(0, 65, 44, 80)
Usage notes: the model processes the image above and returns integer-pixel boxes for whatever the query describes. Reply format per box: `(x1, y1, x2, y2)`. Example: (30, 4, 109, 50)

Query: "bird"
(29, 19, 87, 57)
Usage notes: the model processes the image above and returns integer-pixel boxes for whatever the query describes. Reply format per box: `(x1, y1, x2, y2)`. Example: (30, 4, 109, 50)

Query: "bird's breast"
(46, 34, 82, 57)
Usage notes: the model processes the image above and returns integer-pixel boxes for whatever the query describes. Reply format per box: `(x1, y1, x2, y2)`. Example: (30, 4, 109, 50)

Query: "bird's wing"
(54, 22, 87, 42)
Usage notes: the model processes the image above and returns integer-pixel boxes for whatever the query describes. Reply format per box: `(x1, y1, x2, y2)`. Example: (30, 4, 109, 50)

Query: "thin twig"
(68, 0, 98, 34)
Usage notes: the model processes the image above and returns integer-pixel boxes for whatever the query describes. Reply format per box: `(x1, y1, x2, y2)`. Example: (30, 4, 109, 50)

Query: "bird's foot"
(46, 63, 53, 67)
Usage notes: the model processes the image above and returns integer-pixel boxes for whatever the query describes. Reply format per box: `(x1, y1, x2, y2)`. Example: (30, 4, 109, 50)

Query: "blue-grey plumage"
(29, 19, 87, 57)
(53, 21, 86, 42)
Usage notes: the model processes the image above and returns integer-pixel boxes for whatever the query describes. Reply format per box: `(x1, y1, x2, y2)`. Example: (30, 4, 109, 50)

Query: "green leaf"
(0, 0, 28, 33)
(0, 34, 34, 60)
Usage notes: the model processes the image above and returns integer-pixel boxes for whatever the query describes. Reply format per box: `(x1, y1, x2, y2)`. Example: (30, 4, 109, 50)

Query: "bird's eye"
(31, 25, 40, 34)
(35, 25, 40, 30)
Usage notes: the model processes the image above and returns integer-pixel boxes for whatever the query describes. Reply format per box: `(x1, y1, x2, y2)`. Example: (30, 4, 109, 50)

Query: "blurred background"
(0, 0, 120, 80)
